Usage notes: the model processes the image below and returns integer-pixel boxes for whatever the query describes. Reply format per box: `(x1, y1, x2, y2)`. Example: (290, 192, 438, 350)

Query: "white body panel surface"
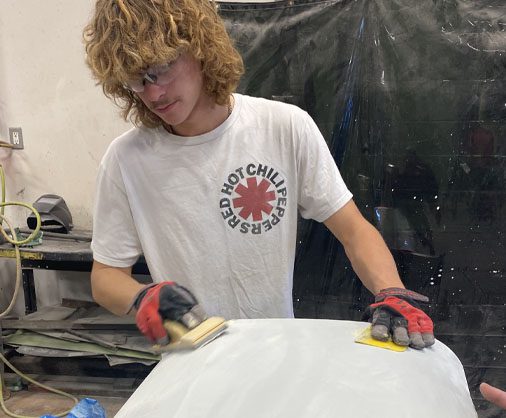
(116, 319, 477, 418)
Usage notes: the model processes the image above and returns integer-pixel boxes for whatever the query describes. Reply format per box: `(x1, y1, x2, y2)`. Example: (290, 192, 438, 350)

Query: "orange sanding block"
(152, 316, 227, 353)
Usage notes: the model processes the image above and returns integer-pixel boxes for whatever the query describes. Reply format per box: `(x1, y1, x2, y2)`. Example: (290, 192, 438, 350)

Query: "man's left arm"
(323, 199, 403, 294)
(324, 199, 435, 349)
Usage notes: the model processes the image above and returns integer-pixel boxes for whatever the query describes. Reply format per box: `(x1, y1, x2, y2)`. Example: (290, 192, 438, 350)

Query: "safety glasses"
(124, 55, 180, 93)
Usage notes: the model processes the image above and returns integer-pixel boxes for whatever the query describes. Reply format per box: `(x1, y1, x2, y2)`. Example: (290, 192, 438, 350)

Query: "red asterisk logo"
(233, 177, 276, 221)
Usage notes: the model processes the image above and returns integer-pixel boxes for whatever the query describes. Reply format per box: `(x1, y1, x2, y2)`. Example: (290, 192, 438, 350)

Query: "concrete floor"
(0, 390, 128, 417)
(2, 387, 501, 417)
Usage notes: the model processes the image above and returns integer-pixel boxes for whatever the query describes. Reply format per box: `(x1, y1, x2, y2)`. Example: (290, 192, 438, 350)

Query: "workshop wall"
(0, 0, 130, 313)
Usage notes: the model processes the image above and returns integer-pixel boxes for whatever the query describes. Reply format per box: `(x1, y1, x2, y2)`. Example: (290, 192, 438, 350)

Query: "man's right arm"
(91, 260, 145, 315)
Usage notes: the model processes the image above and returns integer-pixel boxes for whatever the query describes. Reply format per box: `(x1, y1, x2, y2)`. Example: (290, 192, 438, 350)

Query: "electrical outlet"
(9, 127, 24, 149)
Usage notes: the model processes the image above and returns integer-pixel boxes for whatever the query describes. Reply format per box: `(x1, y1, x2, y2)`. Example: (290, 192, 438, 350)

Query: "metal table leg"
(0, 320, 9, 401)
(22, 268, 37, 315)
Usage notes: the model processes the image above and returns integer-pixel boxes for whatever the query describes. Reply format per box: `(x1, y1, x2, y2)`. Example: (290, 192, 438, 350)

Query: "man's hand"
(366, 287, 435, 349)
(133, 282, 206, 344)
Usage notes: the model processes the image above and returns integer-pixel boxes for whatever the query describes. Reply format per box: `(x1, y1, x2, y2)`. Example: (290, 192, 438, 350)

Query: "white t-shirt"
(91, 94, 352, 319)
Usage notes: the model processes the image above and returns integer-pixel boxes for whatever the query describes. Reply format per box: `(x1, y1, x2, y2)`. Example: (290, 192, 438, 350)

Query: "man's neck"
(167, 95, 232, 137)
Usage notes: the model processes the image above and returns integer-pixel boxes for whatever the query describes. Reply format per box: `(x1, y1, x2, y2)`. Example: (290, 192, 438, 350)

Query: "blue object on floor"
(40, 397, 106, 418)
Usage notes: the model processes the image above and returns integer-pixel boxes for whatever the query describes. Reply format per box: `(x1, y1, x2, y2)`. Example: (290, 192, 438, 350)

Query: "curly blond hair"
(83, 0, 244, 128)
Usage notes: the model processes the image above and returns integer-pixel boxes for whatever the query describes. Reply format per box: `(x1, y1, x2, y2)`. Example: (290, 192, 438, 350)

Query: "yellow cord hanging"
(0, 164, 78, 417)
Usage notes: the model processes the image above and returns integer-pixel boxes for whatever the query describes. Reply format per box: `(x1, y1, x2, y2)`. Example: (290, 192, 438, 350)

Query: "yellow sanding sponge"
(355, 325, 407, 352)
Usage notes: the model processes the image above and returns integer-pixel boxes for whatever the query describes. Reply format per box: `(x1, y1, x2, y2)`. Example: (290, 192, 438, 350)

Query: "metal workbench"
(0, 230, 148, 315)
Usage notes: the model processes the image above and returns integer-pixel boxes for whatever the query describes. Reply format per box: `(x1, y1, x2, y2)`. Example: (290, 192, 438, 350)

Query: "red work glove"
(132, 281, 206, 345)
(366, 287, 435, 349)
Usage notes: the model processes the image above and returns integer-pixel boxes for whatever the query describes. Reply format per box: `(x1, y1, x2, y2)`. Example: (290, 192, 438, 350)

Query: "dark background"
(221, 1, 505, 416)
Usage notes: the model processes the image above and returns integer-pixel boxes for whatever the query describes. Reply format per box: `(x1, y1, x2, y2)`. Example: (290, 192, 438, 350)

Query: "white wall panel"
(0, 0, 131, 313)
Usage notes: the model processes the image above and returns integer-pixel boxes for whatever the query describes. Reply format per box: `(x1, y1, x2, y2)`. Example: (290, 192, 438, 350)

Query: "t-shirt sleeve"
(296, 112, 353, 222)
(91, 147, 143, 267)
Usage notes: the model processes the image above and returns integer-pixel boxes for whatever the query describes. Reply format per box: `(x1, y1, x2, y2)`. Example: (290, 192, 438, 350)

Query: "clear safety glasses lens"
(125, 61, 177, 93)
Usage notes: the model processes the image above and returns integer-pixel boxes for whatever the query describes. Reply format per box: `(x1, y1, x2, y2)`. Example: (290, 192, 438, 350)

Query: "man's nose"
(142, 83, 167, 102)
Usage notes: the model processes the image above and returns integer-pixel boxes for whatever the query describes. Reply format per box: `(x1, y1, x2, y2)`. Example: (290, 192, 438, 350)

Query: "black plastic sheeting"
(220, 1, 505, 415)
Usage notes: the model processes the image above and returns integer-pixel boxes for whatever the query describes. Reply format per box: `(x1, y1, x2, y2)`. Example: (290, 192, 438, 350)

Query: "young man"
(83, 0, 434, 349)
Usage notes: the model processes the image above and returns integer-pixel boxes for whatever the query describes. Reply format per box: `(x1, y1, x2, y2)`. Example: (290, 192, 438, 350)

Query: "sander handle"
(163, 320, 190, 342)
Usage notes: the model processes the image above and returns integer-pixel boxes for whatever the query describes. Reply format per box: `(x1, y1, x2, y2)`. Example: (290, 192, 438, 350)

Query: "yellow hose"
(0, 142, 15, 150)
(0, 215, 22, 320)
(0, 202, 41, 247)
(0, 164, 78, 417)
(0, 352, 78, 418)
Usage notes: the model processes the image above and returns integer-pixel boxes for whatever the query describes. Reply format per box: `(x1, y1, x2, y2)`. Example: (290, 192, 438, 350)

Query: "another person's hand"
(365, 287, 435, 349)
(480, 382, 506, 410)
(132, 282, 205, 344)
